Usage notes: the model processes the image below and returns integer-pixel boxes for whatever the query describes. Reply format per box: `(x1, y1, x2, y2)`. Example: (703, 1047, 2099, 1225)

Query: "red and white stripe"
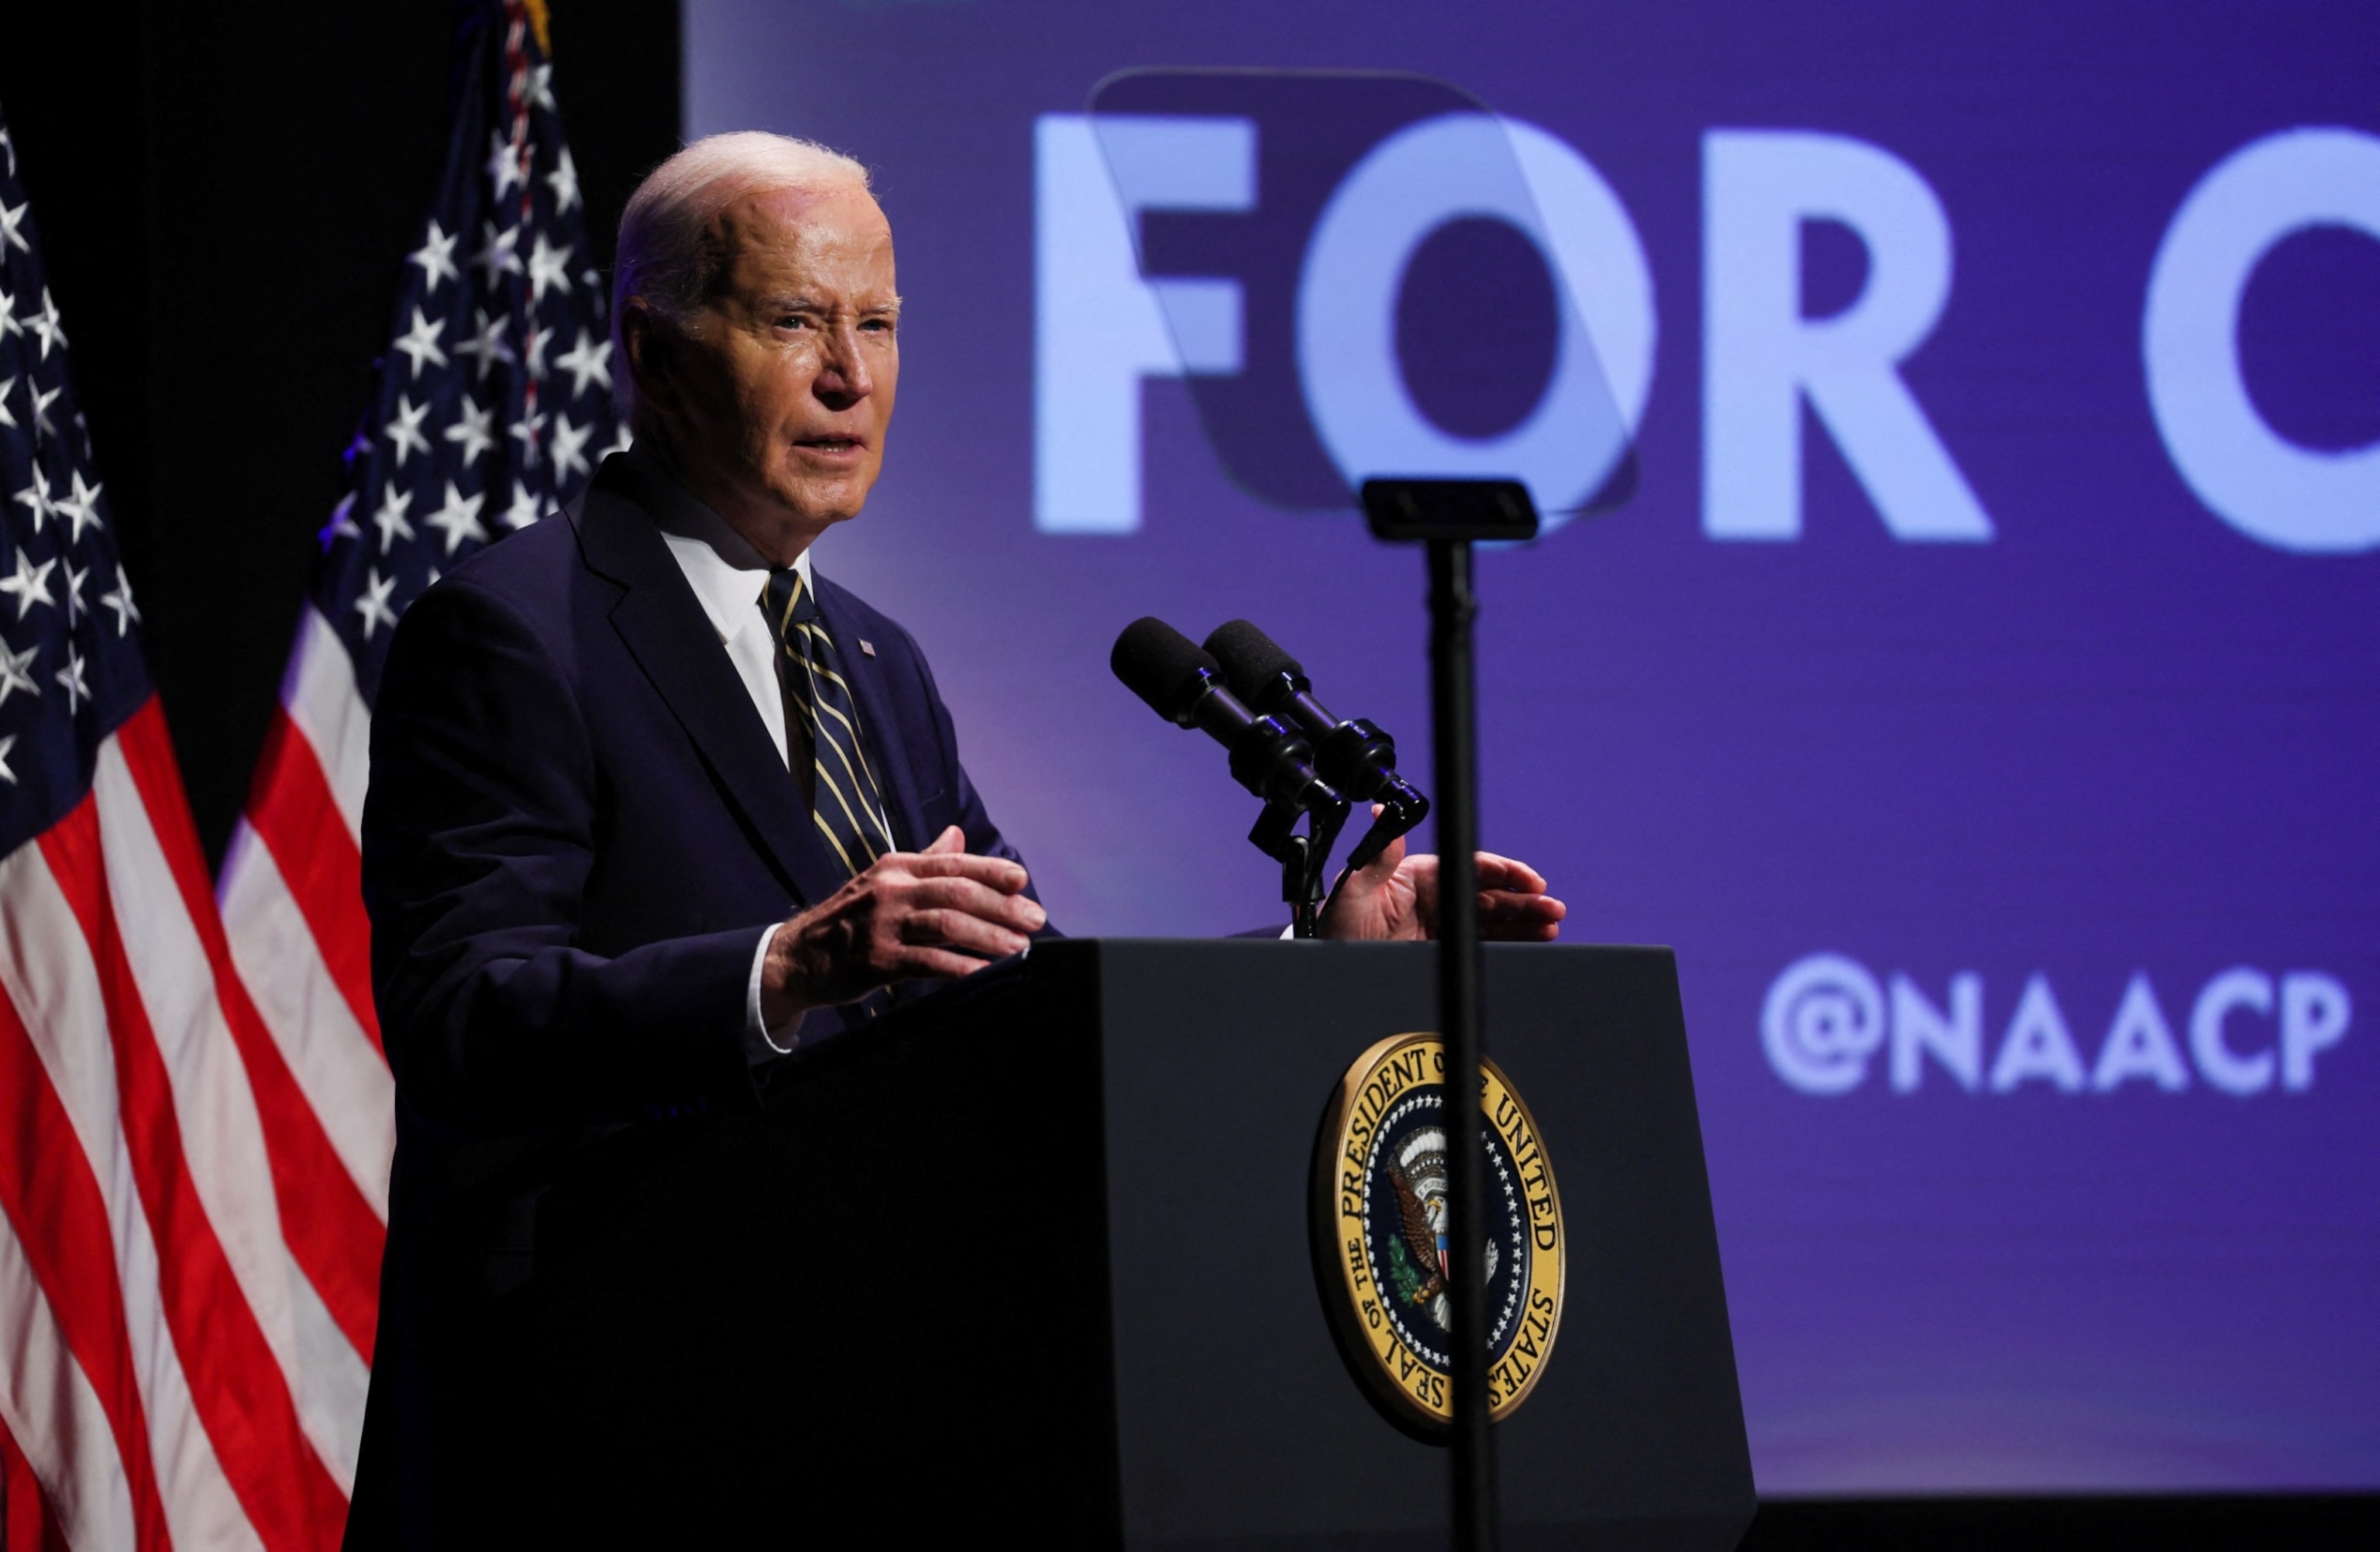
(0, 700, 356, 1548)
(219, 605, 392, 1230)
(215, 603, 398, 1441)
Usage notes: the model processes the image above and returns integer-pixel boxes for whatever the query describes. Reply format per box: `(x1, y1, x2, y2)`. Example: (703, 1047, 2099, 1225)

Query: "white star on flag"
(0, 732, 15, 784)
(521, 322, 553, 380)
(471, 220, 524, 284)
(99, 565, 139, 637)
(0, 549, 54, 619)
(354, 568, 401, 638)
(500, 482, 543, 530)
(527, 234, 574, 305)
(0, 640, 37, 705)
(444, 394, 498, 463)
(321, 491, 362, 549)
(55, 472, 102, 544)
(372, 486, 416, 552)
(0, 199, 26, 255)
(24, 287, 64, 358)
(487, 129, 528, 197)
(546, 145, 580, 215)
(507, 408, 547, 466)
(0, 374, 14, 429)
(385, 394, 433, 465)
(61, 560, 86, 625)
(458, 307, 516, 379)
(409, 220, 461, 294)
(425, 480, 489, 555)
(550, 413, 594, 482)
(29, 382, 59, 442)
(53, 645, 88, 713)
(393, 306, 450, 379)
(9, 463, 46, 531)
(554, 328, 612, 397)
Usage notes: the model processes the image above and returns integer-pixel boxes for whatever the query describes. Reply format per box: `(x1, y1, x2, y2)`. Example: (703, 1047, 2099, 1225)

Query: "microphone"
(1201, 619, 1430, 832)
(1111, 618, 1342, 812)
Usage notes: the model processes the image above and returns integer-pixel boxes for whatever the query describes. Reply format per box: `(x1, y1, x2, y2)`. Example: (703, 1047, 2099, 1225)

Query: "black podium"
(524, 941, 1753, 1548)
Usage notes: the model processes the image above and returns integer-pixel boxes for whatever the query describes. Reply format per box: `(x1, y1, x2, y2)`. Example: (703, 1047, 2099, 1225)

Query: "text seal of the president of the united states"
(1310, 1031, 1566, 1437)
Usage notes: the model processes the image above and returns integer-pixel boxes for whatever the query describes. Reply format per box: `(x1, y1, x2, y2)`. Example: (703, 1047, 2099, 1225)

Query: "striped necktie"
(761, 568, 899, 877)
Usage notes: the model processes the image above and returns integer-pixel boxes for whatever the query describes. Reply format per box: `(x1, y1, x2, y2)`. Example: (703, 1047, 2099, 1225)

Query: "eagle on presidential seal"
(1384, 1127, 1499, 1333)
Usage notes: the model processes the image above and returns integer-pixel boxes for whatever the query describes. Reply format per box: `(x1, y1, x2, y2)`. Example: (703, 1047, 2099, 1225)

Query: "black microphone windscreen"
(1202, 619, 1304, 703)
(1112, 617, 1219, 720)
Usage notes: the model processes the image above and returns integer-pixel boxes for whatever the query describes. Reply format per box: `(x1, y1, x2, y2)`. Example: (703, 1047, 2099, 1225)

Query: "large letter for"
(1033, 115, 1253, 534)
(1297, 115, 1654, 527)
(1703, 130, 1993, 542)
(2142, 127, 2380, 553)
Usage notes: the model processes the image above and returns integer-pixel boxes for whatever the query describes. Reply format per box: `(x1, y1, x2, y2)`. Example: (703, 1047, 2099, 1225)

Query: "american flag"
(212, 0, 621, 1518)
(0, 102, 355, 1550)
(0, 1, 617, 1544)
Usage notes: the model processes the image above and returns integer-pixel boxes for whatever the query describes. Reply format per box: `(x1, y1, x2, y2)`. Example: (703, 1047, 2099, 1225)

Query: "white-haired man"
(347, 132, 1562, 1545)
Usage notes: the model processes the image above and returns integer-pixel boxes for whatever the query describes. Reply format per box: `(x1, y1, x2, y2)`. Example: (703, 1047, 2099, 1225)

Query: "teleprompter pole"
(1360, 477, 1536, 1552)
(1428, 537, 1494, 1552)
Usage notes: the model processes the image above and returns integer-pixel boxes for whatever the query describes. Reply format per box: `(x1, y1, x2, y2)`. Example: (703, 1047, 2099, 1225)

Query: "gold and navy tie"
(761, 568, 898, 877)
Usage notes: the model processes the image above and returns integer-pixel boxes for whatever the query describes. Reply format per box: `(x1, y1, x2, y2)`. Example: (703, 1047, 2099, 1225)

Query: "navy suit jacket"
(344, 453, 1030, 1546)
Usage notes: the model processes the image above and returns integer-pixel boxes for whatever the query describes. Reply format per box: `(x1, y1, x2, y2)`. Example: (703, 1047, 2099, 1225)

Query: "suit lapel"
(573, 467, 851, 911)
(815, 578, 929, 855)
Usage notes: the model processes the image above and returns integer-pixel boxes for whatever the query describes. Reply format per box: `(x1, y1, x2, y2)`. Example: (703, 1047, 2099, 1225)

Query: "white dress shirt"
(632, 454, 816, 1058)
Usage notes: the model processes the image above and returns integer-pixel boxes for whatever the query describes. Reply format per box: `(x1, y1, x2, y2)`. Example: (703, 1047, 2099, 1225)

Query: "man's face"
(635, 182, 900, 553)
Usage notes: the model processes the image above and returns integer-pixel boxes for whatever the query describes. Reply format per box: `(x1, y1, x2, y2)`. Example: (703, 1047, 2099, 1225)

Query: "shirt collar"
(619, 442, 813, 645)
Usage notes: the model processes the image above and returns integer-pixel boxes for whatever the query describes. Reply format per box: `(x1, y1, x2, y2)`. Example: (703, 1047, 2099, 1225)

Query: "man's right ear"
(621, 301, 679, 418)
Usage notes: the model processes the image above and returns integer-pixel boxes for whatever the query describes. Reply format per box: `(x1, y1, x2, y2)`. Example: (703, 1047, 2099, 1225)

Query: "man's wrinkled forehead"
(698, 183, 892, 291)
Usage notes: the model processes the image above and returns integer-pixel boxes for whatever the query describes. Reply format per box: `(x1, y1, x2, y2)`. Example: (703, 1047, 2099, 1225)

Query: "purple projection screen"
(684, 0, 2380, 1492)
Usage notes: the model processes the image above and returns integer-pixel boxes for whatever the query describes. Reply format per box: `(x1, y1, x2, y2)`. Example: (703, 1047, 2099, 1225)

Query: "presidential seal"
(1309, 1032, 1565, 1439)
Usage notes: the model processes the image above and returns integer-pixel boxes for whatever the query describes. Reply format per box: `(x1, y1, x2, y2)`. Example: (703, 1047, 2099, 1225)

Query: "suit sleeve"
(363, 577, 758, 1137)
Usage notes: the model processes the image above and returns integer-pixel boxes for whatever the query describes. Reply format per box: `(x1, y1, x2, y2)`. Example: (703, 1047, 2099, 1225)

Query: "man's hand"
(759, 825, 1044, 1025)
(1316, 819, 1566, 943)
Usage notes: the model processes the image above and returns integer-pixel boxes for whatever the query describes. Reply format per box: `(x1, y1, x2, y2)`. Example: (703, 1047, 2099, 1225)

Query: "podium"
(524, 941, 1753, 1548)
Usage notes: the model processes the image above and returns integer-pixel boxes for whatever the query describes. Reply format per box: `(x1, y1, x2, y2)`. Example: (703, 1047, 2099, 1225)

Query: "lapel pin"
(858, 639, 877, 657)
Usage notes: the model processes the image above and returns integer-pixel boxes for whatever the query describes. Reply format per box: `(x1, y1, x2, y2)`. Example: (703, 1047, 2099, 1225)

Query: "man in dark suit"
(348, 132, 1563, 1545)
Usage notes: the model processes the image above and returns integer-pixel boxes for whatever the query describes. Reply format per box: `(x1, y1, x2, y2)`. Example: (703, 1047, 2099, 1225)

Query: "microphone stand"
(1250, 795, 1347, 938)
(1361, 478, 1538, 1552)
